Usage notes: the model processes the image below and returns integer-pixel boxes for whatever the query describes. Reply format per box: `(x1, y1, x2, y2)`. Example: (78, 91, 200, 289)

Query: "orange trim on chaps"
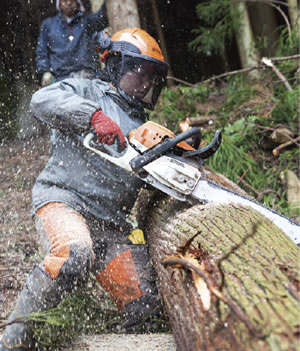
(96, 249, 145, 310)
(36, 202, 93, 280)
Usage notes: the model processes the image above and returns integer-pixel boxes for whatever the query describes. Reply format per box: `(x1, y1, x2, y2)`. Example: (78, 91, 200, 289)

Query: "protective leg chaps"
(1, 202, 94, 350)
(95, 232, 163, 332)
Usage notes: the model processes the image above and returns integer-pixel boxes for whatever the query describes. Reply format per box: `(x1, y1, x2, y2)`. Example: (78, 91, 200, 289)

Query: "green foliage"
(222, 115, 261, 148)
(271, 87, 300, 126)
(151, 63, 299, 217)
(218, 73, 299, 132)
(27, 284, 169, 350)
(188, 0, 240, 56)
(150, 84, 209, 132)
(28, 288, 121, 350)
(207, 117, 263, 191)
(205, 116, 298, 217)
(207, 110, 297, 209)
(221, 75, 257, 109)
(275, 26, 300, 58)
(268, 27, 300, 98)
(205, 133, 256, 182)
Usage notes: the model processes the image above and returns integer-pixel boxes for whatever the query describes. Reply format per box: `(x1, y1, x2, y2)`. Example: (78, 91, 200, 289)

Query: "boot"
(121, 293, 164, 333)
(0, 266, 62, 350)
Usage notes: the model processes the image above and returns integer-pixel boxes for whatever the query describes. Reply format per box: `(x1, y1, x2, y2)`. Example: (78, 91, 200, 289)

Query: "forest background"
(1, 0, 299, 219)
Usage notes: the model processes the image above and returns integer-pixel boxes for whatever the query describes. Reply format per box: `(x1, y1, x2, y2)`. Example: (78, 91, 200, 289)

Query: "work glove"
(41, 72, 55, 87)
(90, 110, 125, 149)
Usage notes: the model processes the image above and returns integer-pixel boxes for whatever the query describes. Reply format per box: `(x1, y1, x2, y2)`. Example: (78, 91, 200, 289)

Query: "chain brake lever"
(183, 129, 222, 160)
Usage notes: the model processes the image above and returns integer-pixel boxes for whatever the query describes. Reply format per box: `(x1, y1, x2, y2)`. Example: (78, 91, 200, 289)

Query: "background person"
(36, 0, 108, 87)
(0, 28, 168, 351)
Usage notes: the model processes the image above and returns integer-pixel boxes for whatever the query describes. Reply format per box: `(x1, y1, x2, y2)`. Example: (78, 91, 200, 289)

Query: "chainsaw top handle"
(129, 127, 201, 172)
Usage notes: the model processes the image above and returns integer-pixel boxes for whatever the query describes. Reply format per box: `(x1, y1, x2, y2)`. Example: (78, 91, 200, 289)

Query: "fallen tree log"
(144, 192, 300, 351)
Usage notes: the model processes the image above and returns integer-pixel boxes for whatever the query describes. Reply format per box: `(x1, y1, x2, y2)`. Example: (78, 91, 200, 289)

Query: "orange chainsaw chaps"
(129, 121, 195, 151)
(96, 249, 145, 310)
(36, 202, 93, 280)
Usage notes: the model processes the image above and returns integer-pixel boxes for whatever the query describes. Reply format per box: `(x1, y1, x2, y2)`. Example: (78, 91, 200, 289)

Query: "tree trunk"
(247, 3, 279, 57)
(144, 193, 299, 351)
(90, 0, 105, 14)
(105, 0, 140, 33)
(287, 0, 300, 33)
(230, 0, 260, 77)
(150, 0, 174, 87)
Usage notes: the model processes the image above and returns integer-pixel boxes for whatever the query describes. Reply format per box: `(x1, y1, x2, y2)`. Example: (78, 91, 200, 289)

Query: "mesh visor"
(118, 55, 167, 109)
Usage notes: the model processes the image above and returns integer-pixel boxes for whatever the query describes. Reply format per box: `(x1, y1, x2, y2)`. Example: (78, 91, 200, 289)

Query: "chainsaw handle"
(183, 129, 222, 160)
(83, 132, 138, 173)
(129, 127, 201, 172)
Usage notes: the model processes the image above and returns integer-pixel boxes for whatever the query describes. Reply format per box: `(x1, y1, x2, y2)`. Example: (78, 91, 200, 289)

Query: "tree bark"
(287, 0, 300, 33)
(105, 0, 140, 33)
(144, 192, 299, 351)
(247, 2, 279, 57)
(150, 0, 174, 87)
(90, 0, 105, 14)
(230, 0, 260, 78)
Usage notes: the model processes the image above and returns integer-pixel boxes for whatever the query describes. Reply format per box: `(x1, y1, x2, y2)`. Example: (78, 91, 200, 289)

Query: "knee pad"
(55, 242, 93, 289)
(36, 202, 94, 287)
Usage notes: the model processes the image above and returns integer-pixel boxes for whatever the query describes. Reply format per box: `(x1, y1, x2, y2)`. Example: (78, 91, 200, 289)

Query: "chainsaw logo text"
(170, 158, 185, 168)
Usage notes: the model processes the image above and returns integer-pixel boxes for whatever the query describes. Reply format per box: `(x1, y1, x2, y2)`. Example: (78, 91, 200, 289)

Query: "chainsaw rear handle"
(129, 127, 201, 172)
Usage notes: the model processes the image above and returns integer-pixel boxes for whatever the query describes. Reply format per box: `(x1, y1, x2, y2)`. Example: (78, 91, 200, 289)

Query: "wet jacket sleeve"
(35, 20, 51, 74)
(30, 79, 101, 132)
(86, 2, 109, 33)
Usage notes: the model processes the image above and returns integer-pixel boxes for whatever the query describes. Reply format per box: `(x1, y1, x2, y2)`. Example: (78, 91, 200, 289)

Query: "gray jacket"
(30, 78, 145, 229)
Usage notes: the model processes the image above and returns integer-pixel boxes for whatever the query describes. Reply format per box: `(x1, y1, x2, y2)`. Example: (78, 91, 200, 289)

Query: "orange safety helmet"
(95, 28, 168, 110)
(100, 28, 165, 63)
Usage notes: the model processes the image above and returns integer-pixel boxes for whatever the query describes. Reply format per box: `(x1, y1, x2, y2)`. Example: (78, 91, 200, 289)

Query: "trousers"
(1, 202, 162, 350)
(35, 201, 160, 321)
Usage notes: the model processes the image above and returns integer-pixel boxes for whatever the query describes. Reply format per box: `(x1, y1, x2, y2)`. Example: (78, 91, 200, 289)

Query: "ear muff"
(94, 31, 142, 62)
(94, 31, 112, 53)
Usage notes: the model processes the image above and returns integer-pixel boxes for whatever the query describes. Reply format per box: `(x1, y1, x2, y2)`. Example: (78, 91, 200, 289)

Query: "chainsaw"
(83, 121, 300, 246)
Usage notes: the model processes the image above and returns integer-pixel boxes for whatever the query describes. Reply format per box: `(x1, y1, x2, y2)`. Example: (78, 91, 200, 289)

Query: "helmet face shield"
(98, 28, 169, 109)
(117, 54, 168, 110)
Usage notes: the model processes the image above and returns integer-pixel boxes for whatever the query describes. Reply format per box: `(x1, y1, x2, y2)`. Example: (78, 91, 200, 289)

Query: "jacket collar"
(58, 11, 83, 24)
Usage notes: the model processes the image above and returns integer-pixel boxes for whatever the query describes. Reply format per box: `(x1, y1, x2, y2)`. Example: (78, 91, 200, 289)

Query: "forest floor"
(0, 135, 176, 351)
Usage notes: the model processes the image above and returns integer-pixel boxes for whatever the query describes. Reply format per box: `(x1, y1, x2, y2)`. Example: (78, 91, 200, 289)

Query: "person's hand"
(90, 110, 125, 149)
(41, 72, 55, 87)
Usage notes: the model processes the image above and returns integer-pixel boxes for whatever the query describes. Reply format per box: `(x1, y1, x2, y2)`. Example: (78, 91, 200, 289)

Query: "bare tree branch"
(245, 0, 292, 36)
(262, 57, 293, 90)
(245, 123, 300, 146)
(166, 54, 300, 86)
(162, 256, 261, 336)
(272, 136, 300, 156)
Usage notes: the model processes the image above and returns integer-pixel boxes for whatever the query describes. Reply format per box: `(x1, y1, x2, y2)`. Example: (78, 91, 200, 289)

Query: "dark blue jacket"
(35, 6, 108, 80)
